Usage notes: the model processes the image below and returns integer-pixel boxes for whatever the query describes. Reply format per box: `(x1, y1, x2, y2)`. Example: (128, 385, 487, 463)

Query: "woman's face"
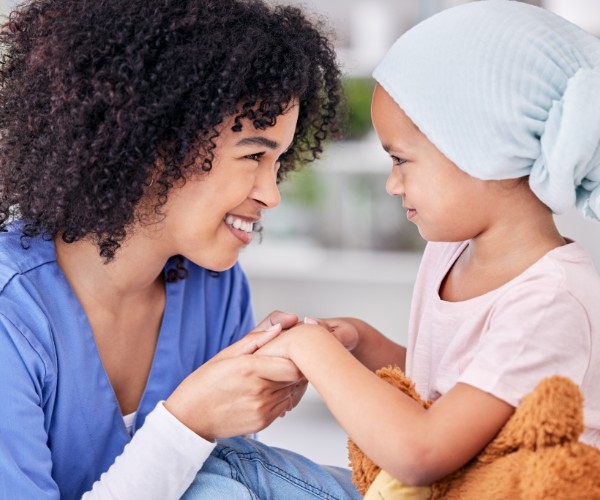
(148, 103, 299, 271)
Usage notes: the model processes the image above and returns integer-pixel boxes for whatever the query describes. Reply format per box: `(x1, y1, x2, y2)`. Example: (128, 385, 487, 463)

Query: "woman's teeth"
(225, 215, 254, 233)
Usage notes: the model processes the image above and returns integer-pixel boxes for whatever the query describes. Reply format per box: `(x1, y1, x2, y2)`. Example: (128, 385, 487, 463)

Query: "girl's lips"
(406, 208, 417, 220)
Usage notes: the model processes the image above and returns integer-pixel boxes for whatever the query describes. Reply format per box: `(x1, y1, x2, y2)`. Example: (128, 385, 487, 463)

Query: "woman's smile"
(224, 214, 259, 245)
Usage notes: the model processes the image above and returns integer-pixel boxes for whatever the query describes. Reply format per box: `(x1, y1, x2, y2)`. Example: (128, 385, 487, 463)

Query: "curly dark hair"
(0, 0, 342, 260)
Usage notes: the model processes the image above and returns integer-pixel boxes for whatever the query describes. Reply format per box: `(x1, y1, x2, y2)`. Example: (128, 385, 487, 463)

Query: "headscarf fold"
(373, 0, 600, 221)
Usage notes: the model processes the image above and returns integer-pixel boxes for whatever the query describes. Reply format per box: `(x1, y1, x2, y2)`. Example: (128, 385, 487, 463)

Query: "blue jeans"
(181, 437, 361, 499)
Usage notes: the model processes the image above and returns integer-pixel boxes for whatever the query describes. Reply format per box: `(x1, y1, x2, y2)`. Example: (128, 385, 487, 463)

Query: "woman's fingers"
(252, 354, 303, 383)
(254, 310, 299, 332)
(166, 353, 304, 439)
(289, 379, 308, 409)
(212, 324, 283, 360)
(213, 310, 301, 362)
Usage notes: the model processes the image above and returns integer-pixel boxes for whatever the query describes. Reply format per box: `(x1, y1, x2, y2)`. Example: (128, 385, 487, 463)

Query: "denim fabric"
(181, 437, 361, 500)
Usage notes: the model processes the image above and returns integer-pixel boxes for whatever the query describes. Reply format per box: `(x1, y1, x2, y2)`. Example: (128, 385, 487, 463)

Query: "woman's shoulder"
(0, 222, 57, 294)
(0, 227, 60, 379)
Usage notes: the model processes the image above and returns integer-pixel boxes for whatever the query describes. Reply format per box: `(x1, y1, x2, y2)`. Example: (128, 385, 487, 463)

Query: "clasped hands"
(164, 310, 358, 442)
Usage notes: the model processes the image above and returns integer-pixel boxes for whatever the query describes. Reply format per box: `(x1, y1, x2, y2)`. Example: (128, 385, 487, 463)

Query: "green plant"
(342, 77, 375, 140)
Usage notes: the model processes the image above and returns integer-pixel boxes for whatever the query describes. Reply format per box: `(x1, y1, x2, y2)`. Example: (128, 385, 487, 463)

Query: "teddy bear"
(348, 366, 600, 499)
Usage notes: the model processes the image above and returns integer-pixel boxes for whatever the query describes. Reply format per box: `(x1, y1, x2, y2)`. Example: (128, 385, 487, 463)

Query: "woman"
(0, 0, 358, 498)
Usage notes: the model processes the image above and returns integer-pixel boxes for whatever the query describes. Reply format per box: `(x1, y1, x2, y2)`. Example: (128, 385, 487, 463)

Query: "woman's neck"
(54, 232, 168, 309)
(54, 232, 168, 415)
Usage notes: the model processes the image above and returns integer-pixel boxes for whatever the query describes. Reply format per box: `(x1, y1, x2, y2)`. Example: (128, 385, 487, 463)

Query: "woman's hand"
(253, 312, 309, 416)
(164, 325, 303, 441)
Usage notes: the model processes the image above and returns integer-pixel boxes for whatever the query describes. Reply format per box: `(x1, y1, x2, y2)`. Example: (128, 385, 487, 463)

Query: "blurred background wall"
(1, 0, 598, 470)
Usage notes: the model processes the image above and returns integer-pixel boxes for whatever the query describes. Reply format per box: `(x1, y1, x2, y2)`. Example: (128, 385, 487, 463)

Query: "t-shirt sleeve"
(0, 314, 60, 498)
(458, 281, 591, 407)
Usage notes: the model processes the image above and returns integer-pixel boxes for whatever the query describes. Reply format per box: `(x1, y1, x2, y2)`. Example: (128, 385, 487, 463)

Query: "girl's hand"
(299, 317, 405, 372)
(304, 317, 360, 352)
(164, 325, 303, 441)
(254, 319, 359, 359)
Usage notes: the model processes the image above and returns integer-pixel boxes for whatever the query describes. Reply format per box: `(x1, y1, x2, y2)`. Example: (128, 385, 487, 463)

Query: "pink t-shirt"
(407, 240, 600, 447)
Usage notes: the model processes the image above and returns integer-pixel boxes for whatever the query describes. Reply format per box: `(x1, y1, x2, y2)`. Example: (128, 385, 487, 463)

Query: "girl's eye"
(391, 155, 407, 167)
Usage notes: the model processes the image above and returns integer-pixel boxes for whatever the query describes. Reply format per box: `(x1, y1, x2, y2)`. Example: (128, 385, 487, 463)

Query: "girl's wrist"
(290, 323, 345, 368)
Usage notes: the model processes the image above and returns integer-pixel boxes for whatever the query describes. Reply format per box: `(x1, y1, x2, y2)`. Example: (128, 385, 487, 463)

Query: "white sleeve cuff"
(82, 402, 216, 500)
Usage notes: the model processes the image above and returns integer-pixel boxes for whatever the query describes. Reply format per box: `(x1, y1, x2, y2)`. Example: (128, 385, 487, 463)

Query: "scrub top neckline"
(52, 248, 179, 440)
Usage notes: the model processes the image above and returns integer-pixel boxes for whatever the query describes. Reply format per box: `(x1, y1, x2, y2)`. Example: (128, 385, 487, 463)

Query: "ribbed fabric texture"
(373, 0, 600, 221)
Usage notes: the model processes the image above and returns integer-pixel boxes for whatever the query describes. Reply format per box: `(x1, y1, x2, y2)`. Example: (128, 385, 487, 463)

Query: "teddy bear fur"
(348, 366, 600, 499)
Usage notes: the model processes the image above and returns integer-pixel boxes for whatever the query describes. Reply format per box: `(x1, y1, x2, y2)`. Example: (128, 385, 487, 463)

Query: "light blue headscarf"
(373, 0, 600, 221)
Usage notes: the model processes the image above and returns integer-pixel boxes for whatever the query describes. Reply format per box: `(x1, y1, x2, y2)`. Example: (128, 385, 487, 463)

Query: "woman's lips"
(224, 214, 258, 245)
(226, 222, 253, 244)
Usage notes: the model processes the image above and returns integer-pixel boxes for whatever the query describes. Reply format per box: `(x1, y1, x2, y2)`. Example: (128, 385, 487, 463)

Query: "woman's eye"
(245, 152, 264, 161)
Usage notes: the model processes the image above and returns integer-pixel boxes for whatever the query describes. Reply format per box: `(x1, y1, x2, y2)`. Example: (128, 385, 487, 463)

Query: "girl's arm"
(256, 324, 513, 486)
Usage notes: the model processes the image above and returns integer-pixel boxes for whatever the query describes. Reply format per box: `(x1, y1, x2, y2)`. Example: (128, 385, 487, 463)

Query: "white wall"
(555, 209, 600, 270)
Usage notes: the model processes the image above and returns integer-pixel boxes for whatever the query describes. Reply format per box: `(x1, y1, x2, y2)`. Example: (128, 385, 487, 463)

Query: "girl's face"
(149, 103, 299, 271)
(371, 84, 497, 242)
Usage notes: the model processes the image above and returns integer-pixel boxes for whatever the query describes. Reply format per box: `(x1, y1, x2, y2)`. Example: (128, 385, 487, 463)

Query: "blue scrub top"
(0, 223, 255, 499)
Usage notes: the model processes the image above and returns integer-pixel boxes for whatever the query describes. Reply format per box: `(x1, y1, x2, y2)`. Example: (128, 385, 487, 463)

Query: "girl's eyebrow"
(382, 143, 407, 155)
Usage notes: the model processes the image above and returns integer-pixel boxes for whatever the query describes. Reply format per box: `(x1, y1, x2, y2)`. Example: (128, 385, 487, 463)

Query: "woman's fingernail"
(303, 317, 318, 325)
(265, 323, 281, 332)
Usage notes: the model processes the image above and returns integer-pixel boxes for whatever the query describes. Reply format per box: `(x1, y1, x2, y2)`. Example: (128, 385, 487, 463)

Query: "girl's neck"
(440, 195, 566, 302)
(467, 215, 565, 269)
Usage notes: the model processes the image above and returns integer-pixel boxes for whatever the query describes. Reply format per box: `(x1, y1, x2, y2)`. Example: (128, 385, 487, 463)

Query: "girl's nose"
(386, 167, 404, 197)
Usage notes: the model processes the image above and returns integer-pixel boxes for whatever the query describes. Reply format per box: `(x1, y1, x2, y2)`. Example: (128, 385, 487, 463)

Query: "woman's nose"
(253, 165, 281, 209)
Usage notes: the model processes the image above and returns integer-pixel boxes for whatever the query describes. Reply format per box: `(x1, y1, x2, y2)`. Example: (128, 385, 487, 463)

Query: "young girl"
(255, 0, 600, 491)
(0, 0, 360, 498)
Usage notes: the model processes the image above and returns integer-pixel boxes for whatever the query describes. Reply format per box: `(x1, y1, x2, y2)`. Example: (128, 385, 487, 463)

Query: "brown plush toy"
(348, 367, 600, 499)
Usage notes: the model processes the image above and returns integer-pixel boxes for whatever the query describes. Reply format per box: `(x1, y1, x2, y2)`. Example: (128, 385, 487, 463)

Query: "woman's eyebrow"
(235, 136, 279, 150)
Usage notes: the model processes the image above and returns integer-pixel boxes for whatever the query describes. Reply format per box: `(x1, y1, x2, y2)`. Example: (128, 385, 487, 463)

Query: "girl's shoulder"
(523, 240, 600, 288)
